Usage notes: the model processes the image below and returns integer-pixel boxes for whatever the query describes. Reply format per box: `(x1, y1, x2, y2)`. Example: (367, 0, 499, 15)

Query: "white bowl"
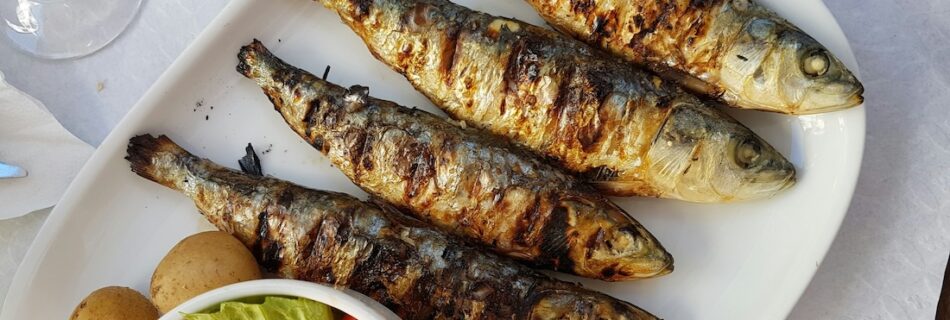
(158, 279, 400, 320)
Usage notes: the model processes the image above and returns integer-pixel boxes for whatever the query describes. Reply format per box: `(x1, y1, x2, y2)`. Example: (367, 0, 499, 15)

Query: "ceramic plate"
(1, 0, 864, 319)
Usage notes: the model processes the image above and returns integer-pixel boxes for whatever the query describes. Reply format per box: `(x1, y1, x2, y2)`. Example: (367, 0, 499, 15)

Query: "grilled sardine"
(126, 134, 659, 319)
(524, 0, 864, 114)
(316, 0, 796, 202)
(237, 40, 671, 281)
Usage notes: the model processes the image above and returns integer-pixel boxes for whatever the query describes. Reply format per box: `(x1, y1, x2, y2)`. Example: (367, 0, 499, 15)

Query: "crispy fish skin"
(237, 40, 672, 281)
(316, 0, 796, 202)
(126, 134, 660, 320)
(524, 0, 864, 114)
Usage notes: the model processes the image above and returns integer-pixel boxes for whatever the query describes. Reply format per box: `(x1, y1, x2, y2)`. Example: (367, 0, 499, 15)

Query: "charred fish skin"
(237, 40, 672, 281)
(126, 134, 660, 320)
(524, 0, 864, 114)
(316, 0, 796, 203)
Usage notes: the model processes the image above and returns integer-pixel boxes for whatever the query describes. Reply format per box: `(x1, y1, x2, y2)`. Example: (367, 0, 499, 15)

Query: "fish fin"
(366, 196, 430, 227)
(238, 143, 264, 176)
(367, 196, 405, 215)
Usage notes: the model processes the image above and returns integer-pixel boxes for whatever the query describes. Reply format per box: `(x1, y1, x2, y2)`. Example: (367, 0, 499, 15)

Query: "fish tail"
(236, 39, 272, 80)
(126, 134, 191, 191)
(126, 134, 178, 182)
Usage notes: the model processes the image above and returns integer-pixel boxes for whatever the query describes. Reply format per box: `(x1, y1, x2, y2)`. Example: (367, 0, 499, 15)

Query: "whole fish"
(316, 0, 796, 202)
(238, 40, 671, 281)
(126, 134, 659, 319)
(524, 0, 864, 114)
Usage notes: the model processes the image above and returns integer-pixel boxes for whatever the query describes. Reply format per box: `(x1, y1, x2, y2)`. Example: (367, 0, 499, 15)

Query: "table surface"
(1, 0, 947, 318)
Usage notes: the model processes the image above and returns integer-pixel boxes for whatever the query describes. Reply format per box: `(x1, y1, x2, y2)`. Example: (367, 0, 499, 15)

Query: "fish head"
(647, 102, 796, 202)
(529, 288, 658, 319)
(718, 17, 864, 114)
(567, 198, 674, 281)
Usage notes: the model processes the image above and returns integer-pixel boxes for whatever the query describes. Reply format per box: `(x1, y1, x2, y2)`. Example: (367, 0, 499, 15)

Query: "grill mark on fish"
(127, 134, 660, 318)
(571, 0, 594, 14)
(440, 27, 462, 85)
(689, 0, 718, 9)
(628, 2, 674, 50)
(304, 99, 321, 145)
(402, 142, 436, 202)
(513, 195, 542, 247)
(590, 10, 619, 44)
(344, 128, 368, 177)
(254, 209, 283, 272)
(505, 38, 543, 85)
(238, 40, 672, 281)
(348, 0, 372, 18)
(552, 67, 612, 151)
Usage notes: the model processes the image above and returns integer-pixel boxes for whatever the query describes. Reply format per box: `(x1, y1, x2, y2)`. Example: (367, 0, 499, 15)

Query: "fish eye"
(734, 139, 762, 169)
(802, 50, 829, 77)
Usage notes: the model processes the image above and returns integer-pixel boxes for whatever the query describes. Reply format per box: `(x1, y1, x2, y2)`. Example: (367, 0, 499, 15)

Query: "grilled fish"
(238, 40, 671, 281)
(126, 134, 659, 319)
(316, 0, 796, 202)
(524, 0, 864, 114)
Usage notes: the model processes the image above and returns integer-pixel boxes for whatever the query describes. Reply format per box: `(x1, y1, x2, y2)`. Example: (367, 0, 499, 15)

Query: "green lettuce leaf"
(183, 296, 335, 320)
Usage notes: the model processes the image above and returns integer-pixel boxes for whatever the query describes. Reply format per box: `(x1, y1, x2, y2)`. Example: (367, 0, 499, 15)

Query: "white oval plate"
(0, 0, 863, 319)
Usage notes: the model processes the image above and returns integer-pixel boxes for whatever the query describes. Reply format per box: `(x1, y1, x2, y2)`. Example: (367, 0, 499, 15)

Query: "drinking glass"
(1, 0, 143, 59)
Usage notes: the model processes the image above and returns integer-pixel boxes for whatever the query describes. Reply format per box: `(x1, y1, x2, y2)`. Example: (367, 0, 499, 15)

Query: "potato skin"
(70, 286, 158, 320)
(150, 231, 262, 313)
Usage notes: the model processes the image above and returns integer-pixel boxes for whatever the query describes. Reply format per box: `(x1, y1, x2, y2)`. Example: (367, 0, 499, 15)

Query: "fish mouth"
(776, 174, 797, 193)
(631, 234, 676, 279)
(607, 247, 674, 281)
(795, 82, 865, 115)
(756, 171, 797, 200)
(649, 250, 675, 277)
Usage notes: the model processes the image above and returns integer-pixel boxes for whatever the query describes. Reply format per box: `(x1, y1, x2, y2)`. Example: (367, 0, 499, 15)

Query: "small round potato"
(70, 286, 158, 320)
(150, 231, 262, 313)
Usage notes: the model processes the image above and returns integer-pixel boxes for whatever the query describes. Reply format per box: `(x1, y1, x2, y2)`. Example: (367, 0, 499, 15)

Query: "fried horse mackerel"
(316, 0, 796, 203)
(237, 40, 671, 281)
(126, 135, 659, 319)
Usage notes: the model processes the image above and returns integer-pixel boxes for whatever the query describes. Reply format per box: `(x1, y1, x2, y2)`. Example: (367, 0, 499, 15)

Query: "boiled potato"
(70, 286, 158, 320)
(150, 231, 262, 313)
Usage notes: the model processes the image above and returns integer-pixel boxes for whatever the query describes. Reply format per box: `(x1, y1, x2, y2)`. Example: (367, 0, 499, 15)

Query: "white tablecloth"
(1, 0, 947, 318)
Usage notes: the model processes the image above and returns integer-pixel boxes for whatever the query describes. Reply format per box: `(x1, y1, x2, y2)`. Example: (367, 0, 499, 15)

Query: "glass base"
(2, 0, 143, 59)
